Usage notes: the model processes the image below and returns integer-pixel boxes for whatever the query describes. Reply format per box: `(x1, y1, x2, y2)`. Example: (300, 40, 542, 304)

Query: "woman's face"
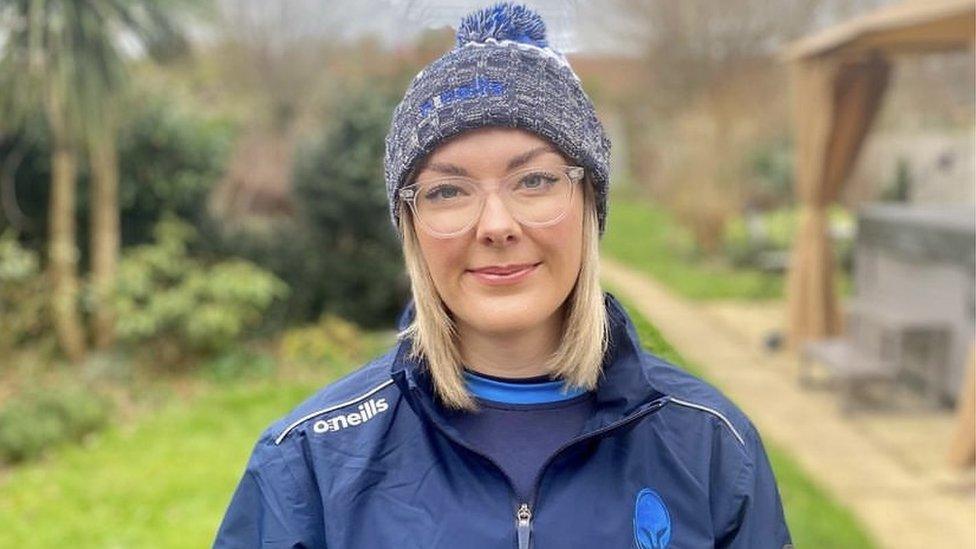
(410, 127, 584, 336)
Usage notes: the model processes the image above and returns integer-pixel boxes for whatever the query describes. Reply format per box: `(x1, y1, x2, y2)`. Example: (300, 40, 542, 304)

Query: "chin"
(476, 314, 537, 334)
(457, 293, 559, 334)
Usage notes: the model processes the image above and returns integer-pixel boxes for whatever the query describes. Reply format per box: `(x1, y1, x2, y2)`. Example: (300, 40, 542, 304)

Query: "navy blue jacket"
(214, 293, 792, 548)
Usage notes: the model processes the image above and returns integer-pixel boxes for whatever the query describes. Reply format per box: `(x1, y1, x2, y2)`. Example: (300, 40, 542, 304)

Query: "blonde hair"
(396, 177, 608, 410)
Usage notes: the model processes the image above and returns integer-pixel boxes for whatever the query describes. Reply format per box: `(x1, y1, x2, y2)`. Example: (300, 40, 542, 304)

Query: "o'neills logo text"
(313, 398, 389, 434)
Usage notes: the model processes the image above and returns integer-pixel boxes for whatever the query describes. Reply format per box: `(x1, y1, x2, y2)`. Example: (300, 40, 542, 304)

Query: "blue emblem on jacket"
(634, 488, 671, 549)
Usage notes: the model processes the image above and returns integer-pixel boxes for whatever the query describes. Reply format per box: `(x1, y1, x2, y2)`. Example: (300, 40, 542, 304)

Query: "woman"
(215, 4, 792, 548)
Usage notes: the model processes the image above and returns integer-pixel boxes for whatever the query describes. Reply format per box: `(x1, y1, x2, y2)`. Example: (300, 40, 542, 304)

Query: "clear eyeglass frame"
(399, 165, 585, 239)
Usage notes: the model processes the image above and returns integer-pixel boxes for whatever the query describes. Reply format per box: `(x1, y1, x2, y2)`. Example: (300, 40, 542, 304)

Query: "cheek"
(556, 201, 585, 264)
(417, 233, 467, 292)
(536, 208, 584, 283)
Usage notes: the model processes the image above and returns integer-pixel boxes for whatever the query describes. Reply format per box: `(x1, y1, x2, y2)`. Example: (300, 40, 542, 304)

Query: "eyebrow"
(421, 146, 559, 178)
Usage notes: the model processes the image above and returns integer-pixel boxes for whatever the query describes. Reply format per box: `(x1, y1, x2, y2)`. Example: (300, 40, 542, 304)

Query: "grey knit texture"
(383, 38, 612, 238)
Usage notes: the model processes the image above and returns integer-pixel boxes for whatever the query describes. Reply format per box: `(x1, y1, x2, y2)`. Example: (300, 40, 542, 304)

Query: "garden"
(0, 1, 887, 547)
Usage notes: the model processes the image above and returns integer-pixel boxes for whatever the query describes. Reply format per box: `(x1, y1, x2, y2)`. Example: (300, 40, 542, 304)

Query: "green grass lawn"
(0, 306, 874, 547)
(612, 291, 877, 548)
(602, 189, 852, 301)
(0, 377, 329, 547)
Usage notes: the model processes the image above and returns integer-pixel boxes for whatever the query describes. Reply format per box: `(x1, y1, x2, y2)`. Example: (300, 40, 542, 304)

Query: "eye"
(517, 171, 559, 192)
(423, 183, 468, 202)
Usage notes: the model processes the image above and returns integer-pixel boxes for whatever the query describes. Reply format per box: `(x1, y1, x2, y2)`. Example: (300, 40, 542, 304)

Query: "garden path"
(602, 257, 976, 549)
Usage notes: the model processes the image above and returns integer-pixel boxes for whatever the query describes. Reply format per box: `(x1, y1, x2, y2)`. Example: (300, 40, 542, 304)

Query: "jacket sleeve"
(716, 424, 793, 549)
(213, 430, 325, 548)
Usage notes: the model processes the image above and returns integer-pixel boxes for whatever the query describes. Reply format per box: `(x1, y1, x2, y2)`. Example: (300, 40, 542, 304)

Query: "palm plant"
(0, 0, 191, 358)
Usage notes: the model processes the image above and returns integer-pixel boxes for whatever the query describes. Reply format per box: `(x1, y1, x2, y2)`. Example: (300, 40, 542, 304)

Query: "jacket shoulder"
(263, 346, 402, 447)
(640, 350, 756, 452)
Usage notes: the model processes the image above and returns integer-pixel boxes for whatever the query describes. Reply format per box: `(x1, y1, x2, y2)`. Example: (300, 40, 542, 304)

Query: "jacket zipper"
(516, 396, 671, 547)
(411, 386, 670, 549)
(409, 390, 531, 542)
(516, 503, 532, 549)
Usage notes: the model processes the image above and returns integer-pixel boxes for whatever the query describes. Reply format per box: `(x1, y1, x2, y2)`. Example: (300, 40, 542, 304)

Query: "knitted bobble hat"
(383, 2, 612, 238)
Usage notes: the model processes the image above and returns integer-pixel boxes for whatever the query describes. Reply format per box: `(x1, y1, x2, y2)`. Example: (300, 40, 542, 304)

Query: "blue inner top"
(453, 369, 595, 498)
(463, 369, 587, 404)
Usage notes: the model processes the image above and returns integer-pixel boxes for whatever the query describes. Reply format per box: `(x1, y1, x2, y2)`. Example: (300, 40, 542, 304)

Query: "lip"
(466, 262, 541, 286)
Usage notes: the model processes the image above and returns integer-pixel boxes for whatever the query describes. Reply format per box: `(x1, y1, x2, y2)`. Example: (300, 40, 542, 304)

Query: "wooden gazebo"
(783, 0, 975, 346)
(783, 0, 975, 467)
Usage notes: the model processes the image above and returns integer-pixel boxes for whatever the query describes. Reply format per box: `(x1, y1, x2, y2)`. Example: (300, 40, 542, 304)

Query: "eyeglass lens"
(413, 168, 574, 235)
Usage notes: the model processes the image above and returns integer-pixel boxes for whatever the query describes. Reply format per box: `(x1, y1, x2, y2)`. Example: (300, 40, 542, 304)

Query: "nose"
(474, 190, 521, 245)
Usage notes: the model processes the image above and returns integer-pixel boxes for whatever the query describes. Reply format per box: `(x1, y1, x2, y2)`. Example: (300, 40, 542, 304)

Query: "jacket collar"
(390, 291, 669, 430)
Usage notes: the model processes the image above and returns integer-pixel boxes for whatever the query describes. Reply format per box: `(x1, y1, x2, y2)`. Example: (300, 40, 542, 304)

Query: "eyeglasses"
(400, 165, 584, 238)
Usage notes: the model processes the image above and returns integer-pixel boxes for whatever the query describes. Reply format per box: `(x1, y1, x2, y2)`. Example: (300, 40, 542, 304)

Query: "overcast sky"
(211, 0, 901, 57)
(214, 0, 639, 55)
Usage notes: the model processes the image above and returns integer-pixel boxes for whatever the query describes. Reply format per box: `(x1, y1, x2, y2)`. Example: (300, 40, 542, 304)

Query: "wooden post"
(947, 341, 976, 468)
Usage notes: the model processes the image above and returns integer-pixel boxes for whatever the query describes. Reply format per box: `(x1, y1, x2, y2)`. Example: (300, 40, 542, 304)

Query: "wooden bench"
(847, 298, 953, 406)
(800, 338, 897, 414)
(799, 299, 953, 413)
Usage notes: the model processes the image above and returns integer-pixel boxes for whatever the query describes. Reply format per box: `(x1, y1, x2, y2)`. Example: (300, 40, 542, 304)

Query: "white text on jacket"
(313, 398, 389, 433)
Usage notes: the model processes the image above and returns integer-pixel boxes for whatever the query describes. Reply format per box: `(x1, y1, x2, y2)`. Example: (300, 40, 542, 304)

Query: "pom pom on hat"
(455, 2, 549, 49)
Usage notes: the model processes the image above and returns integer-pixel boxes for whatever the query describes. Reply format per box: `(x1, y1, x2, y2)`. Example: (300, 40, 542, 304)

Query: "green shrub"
(195, 216, 325, 334)
(197, 79, 410, 331)
(114, 96, 235, 248)
(290, 81, 410, 329)
(880, 157, 911, 202)
(279, 314, 365, 367)
(0, 386, 112, 464)
(0, 117, 51, 252)
(0, 230, 50, 351)
(114, 215, 289, 364)
(0, 95, 234, 257)
(723, 214, 785, 270)
(748, 137, 794, 208)
(201, 348, 276, 383)
(723, 206, 854, 273)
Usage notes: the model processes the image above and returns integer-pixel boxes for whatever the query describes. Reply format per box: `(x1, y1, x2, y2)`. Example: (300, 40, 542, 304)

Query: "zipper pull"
(516, 503, 532, 549)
